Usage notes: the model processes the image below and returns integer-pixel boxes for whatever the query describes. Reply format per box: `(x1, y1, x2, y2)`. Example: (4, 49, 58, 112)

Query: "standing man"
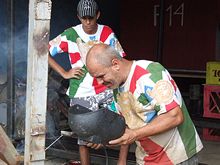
(48, 0, 127, 164)
(86, 44, 203, 165)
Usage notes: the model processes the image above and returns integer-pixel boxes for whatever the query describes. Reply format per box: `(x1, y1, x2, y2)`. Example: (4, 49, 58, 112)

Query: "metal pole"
(6, 0, 15, 138)
(24, 0, 52, 164)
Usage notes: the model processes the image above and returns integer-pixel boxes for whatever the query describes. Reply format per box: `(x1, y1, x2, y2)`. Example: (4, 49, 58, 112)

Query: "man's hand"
(86, 142, 103, 150)
(64, 67, 85, 79)
(108, 128, 137, 146)
(108, 106, 184, 146)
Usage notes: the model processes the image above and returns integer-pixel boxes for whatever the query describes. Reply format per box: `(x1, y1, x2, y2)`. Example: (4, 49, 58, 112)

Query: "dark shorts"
(177, 154, 199, 165)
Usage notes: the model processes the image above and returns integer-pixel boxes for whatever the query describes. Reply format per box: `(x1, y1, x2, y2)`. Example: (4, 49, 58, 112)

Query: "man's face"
(78, 13, 99, 34)
(88, 62, 122, 89)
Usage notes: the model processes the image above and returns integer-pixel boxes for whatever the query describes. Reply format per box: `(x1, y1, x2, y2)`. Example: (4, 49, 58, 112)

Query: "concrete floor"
(44, 139, 220, 165)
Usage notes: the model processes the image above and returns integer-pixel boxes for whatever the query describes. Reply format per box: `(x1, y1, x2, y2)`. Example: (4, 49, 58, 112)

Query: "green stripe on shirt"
(61, 28, 80, 42)
(178, 101, 197, 158)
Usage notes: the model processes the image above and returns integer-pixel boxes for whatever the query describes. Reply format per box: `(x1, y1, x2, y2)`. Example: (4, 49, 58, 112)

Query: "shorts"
(70, 89, 113, 145)
(177, 154, 199, 165)
(136, 154, 199, 165)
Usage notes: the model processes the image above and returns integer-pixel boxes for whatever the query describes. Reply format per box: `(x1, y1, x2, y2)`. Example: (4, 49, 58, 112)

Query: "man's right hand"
(86, 142, 103, 150)
(64, 67, 85, 79)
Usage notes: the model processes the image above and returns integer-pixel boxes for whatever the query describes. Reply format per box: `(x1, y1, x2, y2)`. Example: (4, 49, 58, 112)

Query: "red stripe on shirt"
(69, 52, 81, 64)
(170, 79, 177, 91)
(165, 100, 179, 112)
(100, 26, 112, 42)
(130, 65, 149, 93)
(139, 137, 173, 165)
(92, 78, 107, 94)
(59, 41, 68, 52)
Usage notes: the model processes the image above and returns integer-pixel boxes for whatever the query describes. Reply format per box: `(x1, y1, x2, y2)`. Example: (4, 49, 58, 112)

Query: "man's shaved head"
(85, 43, 130, 89)
(86, 43, 122, 67)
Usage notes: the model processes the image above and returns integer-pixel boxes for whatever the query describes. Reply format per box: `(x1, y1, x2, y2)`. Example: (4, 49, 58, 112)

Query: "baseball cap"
(77, 0, 99, 18)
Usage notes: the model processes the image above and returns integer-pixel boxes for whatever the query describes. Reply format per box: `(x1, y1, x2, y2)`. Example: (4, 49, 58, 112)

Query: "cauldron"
(68, 104, 126, 144)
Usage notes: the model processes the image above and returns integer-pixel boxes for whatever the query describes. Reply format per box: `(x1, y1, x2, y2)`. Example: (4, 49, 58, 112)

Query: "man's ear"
(96, 11, 100, 20)
(111, 58, 120, 71)
(77, 15, 81, 20)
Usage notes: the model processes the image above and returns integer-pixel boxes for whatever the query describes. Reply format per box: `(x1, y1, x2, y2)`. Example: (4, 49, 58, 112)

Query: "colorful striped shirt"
(112, 60, 203, 165)
(49, 24, 125, 98)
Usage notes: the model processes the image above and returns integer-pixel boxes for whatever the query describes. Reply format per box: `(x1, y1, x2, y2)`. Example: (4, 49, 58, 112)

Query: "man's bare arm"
(109, 106, 184, 145)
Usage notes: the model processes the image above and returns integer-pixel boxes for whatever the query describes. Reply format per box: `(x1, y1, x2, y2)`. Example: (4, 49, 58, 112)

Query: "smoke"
(0, 0, 8, 85)
(0, 0, 29, 138)
(14, 27, 28, 63)
(0, 0, 28, 84)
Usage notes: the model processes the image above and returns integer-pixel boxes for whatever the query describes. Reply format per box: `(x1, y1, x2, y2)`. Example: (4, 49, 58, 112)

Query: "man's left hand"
(108, 128, 137, 146)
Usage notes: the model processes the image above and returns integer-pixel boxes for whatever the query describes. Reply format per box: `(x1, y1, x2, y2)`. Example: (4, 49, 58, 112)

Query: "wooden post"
(0, 126, 21, 165)
(24, 0, 52, 164)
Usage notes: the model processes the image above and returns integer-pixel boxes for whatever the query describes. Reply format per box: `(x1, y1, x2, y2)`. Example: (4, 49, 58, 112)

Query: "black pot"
(68, 104, 126, 145)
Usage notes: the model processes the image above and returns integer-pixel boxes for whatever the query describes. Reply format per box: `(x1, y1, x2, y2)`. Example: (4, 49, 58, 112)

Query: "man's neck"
(83, 24, 98, 35)
(122, 59, 133, 83)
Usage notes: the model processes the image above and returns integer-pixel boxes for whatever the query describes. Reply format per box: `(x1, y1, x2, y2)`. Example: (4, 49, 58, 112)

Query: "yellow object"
(206, 61, 220, 85)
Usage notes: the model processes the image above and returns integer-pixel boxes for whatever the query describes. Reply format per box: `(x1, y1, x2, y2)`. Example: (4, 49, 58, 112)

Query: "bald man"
(86, 44, 203, 165)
